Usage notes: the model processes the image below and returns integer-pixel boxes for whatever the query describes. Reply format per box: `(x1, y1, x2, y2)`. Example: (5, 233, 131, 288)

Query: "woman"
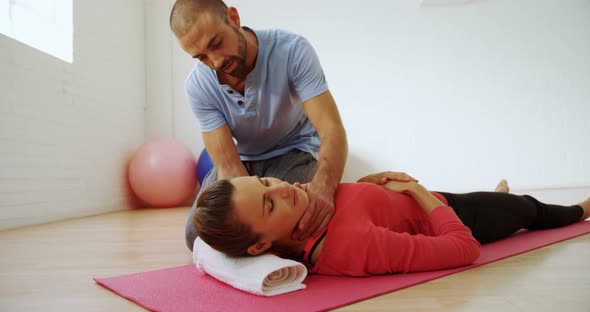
(192, 172, 589, 276)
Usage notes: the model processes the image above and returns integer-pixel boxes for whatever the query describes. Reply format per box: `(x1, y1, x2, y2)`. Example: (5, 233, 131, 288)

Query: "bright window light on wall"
(0, 0, 73, 63)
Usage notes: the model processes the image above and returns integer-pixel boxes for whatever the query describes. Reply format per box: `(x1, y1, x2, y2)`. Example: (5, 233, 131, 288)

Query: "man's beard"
(218, 27, 248, 79)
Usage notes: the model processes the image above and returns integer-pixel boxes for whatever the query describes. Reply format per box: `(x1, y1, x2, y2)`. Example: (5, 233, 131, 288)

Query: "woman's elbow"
(465, 240, 481, 264)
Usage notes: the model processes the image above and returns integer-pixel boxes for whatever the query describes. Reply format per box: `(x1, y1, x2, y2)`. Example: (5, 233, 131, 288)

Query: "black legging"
(437, 192, 584, 244)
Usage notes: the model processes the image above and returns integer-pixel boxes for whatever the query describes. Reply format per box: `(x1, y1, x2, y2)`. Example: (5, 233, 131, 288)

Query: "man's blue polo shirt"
(185, 28, 329, 161)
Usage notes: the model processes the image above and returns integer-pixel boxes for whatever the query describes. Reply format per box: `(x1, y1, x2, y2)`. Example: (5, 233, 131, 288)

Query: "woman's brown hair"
(192, 179, 261, 257)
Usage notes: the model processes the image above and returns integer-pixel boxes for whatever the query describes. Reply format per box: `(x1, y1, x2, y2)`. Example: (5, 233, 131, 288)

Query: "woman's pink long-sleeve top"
(303, 183, 481, 276)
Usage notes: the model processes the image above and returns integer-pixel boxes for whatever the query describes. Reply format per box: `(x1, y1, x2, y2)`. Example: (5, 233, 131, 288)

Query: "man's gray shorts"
(185, 149, 317, 250)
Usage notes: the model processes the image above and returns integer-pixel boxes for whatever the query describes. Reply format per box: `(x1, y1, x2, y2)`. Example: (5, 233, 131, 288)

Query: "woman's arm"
(371, 181, 481, 273)
(357, 171, 418, 184)
(363, 207, 481, 274)
(382, 181, 443, 215)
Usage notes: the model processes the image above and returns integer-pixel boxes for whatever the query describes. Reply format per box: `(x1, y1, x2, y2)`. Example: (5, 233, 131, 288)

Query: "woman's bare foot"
(578, 198, 590, 220)
(495, 179, 510, 193)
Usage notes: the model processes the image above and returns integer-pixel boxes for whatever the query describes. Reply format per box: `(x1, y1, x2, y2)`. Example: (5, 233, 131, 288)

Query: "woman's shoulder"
(331, 183, 389, 226)
(310, 221, 375, 276)
(335, 182, 394, 201)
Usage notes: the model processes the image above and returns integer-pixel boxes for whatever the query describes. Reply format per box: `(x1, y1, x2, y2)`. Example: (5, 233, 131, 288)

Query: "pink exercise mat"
(95, 221, 590, 312)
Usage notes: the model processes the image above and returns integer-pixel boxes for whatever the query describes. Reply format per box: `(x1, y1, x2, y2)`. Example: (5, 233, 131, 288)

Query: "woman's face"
(230, 176, 309, 244)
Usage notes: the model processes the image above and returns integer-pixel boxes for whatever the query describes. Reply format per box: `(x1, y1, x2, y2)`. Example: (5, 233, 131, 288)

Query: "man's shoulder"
(184, 63, 221, 104)
(256, 28, 302, 39)
(255, 29, 312, 67)
(185, 62, 216, 90)
(187, 62, 214, 79)
(256, 28, 307, 47)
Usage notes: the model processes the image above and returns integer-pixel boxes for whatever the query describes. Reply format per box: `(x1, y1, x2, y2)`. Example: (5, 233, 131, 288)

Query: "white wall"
(145, 0, 200, 206)
(0, 0, 145, 230)
(145, 0, 201, 154)
(161, 0, 590, 193)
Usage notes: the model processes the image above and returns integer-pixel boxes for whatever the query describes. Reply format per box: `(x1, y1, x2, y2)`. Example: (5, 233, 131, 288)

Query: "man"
(170, 0, 348, 251)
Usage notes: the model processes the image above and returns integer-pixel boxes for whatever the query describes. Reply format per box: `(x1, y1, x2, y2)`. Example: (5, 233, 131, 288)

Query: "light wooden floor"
(0, 207, 588, 312)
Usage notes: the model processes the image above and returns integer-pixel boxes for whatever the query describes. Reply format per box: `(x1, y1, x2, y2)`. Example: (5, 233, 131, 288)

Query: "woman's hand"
(382, 180, 421, 195)
(357, 171, 418, 185)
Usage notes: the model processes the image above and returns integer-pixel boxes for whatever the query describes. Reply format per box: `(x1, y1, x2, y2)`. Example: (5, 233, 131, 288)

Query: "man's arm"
(202, 124, 249, 180)
(294, 90, 348, 239)
(305, 90, 348, 198)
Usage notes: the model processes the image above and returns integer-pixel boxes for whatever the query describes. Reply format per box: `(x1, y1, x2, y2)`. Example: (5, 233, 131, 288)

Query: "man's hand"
(356, 171, 418, 185)
(292, 182, 335, 241)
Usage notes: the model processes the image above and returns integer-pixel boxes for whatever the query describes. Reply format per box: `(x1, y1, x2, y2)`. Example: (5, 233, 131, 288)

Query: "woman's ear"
(247, 241, 271, 256)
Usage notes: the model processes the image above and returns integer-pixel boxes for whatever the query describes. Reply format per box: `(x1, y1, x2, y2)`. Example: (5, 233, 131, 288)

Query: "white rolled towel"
(193, 237, 307, 296)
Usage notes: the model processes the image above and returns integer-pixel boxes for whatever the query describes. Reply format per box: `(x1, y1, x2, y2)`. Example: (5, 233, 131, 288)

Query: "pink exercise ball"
(128, 138, 198, 208)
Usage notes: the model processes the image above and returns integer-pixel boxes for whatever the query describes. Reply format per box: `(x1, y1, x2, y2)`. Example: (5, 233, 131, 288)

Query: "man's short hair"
(170, 0, 229, 37)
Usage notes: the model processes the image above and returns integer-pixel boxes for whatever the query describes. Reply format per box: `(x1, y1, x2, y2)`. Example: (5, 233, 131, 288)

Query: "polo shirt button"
(238, 100, 244, 106)
(228, 90, 234, 94)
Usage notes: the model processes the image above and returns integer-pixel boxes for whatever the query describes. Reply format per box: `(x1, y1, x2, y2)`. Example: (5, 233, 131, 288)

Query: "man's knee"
(267, 150, 317, 183)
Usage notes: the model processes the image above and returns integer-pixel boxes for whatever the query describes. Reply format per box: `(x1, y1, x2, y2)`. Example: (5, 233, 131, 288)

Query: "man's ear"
(247, 241, 271, 256)
(226, 7, 240, 28)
